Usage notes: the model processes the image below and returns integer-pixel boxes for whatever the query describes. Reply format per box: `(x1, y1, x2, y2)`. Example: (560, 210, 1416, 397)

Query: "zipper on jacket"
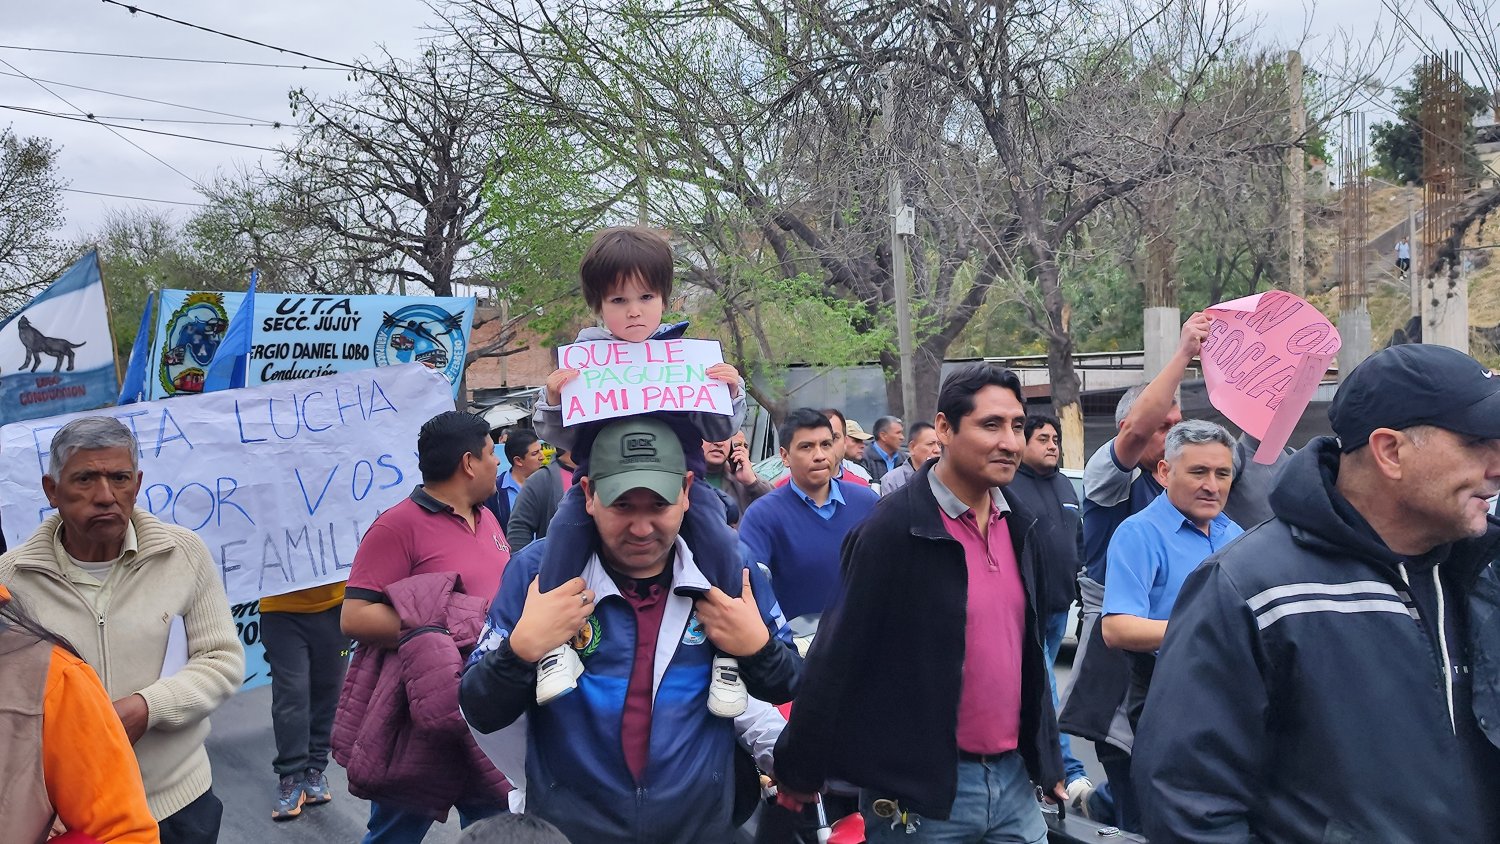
(1397, 562, 1458, 733)
(20, 562, 114, 689)
(397, 624, 450, 646)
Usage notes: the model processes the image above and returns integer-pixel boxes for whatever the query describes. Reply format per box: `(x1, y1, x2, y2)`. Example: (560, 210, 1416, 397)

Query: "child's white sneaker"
(707, 655, 747, 717)
(536, 644, 584, 705)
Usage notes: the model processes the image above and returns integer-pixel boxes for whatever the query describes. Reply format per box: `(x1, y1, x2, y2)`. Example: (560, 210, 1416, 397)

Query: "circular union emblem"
(158, 292, 229, 396)
(571, 615, 602, 657)
(372, 304, 467, 385)
(681, 613, 706, 646)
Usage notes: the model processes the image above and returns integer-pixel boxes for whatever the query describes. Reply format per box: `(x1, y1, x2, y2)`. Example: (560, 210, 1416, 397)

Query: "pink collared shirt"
(936, 484, 1026, 756)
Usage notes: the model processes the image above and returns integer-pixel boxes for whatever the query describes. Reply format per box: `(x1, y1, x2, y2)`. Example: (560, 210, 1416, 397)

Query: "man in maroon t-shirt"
(342, 410, 512, 842)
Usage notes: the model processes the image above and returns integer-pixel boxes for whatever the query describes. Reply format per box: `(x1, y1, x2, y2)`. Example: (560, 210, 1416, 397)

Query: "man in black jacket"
(1135, 344, 1500, 843)
(1009, 414, 1092, 804)
(775, 364, 1064, 843)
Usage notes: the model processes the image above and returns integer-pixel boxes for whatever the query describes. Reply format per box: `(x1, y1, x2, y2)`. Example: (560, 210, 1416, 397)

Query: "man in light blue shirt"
(484, 430, 543, 530)
(1102, 420, 1243, 729)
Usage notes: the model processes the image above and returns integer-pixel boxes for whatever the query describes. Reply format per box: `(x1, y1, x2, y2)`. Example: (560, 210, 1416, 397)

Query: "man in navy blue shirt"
(740, 408, 880, 621)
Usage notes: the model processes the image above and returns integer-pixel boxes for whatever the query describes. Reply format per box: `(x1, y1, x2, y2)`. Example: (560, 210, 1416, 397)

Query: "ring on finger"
(579, 592, 590, 606)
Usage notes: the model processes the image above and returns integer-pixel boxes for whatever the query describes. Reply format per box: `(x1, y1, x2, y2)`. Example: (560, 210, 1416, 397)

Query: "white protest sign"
(558, 338, 733, 426)
(0, 363, 455, 605)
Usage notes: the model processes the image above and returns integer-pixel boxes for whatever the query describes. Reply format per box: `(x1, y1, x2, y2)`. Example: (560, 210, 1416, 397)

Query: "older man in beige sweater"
(0, 416, 243, 844)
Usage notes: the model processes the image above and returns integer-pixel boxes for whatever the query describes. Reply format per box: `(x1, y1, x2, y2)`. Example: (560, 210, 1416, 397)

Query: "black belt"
(958, 749, 1016, 764)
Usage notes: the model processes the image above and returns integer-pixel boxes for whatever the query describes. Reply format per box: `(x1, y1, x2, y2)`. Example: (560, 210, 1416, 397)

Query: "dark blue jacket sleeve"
(1134, 561, 1270, 843)
(460, 542, 545, 734)
(771, 523, 886, 794)
(736, 551, 801, 704)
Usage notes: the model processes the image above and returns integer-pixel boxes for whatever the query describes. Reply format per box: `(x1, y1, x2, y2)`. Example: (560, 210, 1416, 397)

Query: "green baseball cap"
(589, 417, 687, 506)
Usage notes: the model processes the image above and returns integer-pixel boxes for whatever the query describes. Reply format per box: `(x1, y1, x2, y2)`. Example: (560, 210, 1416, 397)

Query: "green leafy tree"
(0, 127, 69, 311)
(1371, 72, 1488, 185)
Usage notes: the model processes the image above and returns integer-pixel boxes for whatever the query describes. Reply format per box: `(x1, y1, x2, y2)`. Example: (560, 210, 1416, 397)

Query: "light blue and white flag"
(117, 290, 156, 405)
(0, 250, 119, 424)
(201, 269, 257, 393)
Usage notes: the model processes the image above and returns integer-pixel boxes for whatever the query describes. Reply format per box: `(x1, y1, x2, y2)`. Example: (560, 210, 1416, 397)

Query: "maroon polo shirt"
(608, 563, 673, 784)
(346, 486, 511, 606)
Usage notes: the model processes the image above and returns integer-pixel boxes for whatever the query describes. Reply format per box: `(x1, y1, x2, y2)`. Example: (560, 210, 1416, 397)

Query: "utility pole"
(1408, 190, 1420, 319)
(1288, 50, 1306, 296)
(884, 78, 916, 422)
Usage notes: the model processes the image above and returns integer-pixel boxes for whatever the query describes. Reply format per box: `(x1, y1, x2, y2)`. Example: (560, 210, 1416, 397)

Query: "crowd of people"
(7, 225, 1500, 844)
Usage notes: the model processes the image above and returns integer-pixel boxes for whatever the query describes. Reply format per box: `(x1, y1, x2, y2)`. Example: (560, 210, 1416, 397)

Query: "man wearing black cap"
(458, 416, 799, 843)
(1133, 344, 1500, 843)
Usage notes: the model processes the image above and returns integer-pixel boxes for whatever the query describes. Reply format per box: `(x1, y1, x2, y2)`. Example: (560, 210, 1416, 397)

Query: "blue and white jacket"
(460, 536, 796, 843)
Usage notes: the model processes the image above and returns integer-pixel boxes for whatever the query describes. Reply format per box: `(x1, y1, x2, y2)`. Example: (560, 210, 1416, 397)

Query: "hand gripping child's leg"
(534, 484, 595, 705)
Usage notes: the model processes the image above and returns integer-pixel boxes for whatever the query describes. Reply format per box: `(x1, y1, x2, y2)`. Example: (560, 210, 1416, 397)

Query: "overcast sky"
(0, 0, 1463, 242)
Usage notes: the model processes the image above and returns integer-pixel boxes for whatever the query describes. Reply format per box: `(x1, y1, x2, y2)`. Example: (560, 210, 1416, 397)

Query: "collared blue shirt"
(1102, 492, 1243, 621)
(789, 477, 846, 521)
(498, 469, 524, 508)
(869, 442, 900, 473)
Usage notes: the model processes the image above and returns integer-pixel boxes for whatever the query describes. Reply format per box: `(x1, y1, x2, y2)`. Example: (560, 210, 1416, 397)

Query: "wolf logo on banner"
(0, 250, 119, 424)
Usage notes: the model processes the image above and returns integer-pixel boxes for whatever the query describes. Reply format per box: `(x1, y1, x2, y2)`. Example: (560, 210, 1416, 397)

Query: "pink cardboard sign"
(1200, 291, 1340, 464)
(558, 338, 733, 426)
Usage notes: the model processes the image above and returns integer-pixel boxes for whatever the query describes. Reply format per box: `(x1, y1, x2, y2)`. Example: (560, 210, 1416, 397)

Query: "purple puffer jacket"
(332, 571, 510, 819)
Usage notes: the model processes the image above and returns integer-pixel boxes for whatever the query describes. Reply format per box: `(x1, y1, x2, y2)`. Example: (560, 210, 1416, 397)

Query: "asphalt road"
(207, 654, 1102, 843)
(206, 683, 462, 844)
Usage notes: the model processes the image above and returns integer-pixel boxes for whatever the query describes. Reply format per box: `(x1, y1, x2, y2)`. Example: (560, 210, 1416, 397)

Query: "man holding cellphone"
(703, 432, 773, 525)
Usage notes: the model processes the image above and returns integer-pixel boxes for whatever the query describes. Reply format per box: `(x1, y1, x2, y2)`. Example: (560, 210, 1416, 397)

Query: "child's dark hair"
(456, 813, 571, 844)
(579, 227, 674, 313)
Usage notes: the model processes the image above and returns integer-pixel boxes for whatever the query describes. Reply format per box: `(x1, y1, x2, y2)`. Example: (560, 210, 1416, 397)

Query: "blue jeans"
(861, 754, 1046, 843)
(1043, 611, 1089, 785)
(362, 801, 503, 844)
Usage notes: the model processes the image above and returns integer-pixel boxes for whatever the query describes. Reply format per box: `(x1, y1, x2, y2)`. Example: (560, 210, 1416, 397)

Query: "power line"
(1, 104, 284, 152)
(96, 0, 398, 80)
(0, 43, 344, 71)
(62, 186, 207, 206)
(12, 107, 283, 128)
(0, 56, 203, 188)
(0, 69, 277, 123)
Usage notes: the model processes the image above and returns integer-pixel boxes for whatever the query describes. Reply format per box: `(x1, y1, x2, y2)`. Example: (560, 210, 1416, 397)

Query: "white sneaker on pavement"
(707, 655, 747, 717)
(536, 644, 584, 705)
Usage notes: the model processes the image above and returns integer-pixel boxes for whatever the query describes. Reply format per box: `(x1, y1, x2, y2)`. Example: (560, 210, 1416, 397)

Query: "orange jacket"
(1, 583, 158, 843)
(43, 645, 161, 843)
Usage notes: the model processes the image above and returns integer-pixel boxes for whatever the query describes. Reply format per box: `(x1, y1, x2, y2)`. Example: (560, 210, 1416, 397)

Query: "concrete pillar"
(1337, 305, 1371, 380)
(1143, 306, 1181, 380)
(1423, 263, 1471, 352)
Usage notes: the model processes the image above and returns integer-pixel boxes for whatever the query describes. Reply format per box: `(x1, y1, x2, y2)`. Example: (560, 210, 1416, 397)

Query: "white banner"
(558, 338, 732, 426)
(0, 364, 456, 605)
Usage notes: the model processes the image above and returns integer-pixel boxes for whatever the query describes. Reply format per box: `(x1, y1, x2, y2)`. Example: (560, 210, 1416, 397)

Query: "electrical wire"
(0, 69, 278, 123)
(0, 43, 344, 71)
(96, 0, 400, 80)
(0, 104, 284, 152)
(6, 106, 282, 128)
(62, 186, 207, 206)
(0, 56, 203, 188)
